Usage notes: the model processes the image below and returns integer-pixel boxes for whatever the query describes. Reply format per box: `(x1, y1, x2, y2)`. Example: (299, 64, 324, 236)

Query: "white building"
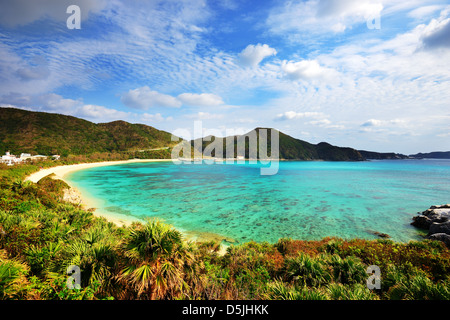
(1, 151, 52, 165)
(1, 152, 22, 166)
(31, 155, 48, 160)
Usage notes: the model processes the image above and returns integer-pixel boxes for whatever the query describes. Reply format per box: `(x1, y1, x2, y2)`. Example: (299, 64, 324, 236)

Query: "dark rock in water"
(430, 204, 450, 209)
(411, 207, 450, 230)
(368, 230, 391, 238)
(412, 214, 434, 229)
(412, 205, 450, 246)
(427, 233, 450, 247)
(374, 231, 390, 239)
(429, 221, 450, 236)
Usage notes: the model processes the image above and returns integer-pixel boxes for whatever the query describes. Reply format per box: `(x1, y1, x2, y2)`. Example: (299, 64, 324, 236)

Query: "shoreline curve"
(24, 158, 232, 253)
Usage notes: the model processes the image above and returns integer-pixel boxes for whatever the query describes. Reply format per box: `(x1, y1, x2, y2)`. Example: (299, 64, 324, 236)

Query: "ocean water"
(65, 160, 450, 244)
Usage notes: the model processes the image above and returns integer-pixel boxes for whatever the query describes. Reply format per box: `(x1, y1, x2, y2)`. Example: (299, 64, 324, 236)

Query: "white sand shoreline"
(24, 159, 174, 227)
(25, 158, 174, 184)
(24, 158, 232, 252)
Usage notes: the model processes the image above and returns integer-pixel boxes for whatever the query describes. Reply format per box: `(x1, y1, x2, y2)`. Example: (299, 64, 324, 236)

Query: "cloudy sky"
(1, 0, 449, 154)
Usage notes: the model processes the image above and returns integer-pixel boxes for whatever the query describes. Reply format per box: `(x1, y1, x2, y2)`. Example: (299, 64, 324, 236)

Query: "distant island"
(409, 151, 450, 159)
(358, 150, 409, 160)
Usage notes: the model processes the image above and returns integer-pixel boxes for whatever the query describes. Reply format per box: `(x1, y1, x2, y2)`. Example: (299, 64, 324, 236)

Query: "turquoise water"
(66, 160, 450, 243)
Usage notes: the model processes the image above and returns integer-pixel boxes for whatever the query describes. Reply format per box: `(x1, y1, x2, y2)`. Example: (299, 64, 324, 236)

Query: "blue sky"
(1, 0, 450, 154)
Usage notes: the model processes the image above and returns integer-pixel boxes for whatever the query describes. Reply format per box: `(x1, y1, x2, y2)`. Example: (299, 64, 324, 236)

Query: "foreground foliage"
(0, 163, 449, 300)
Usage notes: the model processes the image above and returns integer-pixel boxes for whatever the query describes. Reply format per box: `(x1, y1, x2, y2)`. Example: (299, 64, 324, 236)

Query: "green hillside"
(0, 108, 178, 156)
(191, 128, 364, 161)
(0, 108, 394, 161)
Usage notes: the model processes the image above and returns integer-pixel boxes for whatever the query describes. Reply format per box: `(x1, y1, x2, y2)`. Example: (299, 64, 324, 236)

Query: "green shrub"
(384, 263, 450, 300)
(284, 253, 331, 287)
(25, 242, 62, 276)
(0, 252, 30, 299)
(264, 280, 328, 300)
(326, 254, 367, 285)
(327, 283, 379, 300)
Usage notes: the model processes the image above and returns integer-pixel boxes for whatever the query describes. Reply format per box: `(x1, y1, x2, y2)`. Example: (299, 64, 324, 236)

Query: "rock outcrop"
(428, 233, 450, 247)
(411, 204, 450, 246)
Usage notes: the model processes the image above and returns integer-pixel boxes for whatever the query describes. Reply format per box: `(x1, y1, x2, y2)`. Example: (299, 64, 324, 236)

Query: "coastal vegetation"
(1, 161, 449, 300)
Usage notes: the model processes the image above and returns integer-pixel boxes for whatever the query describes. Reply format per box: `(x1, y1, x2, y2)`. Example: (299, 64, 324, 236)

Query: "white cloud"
(38, 93, 81, 112)
(0, 92, 32, 106)
(275, 111, 325, 121)
(0, 0, 216, 98)
(266, 0, 383, 38)
(1, 92, 81, 113)
(177, 93, 224, 106)
(361, 119, 383, 127)
(76, 104, 129, 121)
(308, 118, 345, 130)
(1, 92, 134, 123)
(361, 118, 407, 127)
(121, 86, 182, 109)
(0, 103, 33, 111)
(34, 93, 131, 122)
(121, 87, 226, 110)
(408, 5, 445, 19)
(141, 113, 166, 123)
(238, 44, 277, 67)
(281, 60, 338, 81)
(186, 112, 224, 120)
(420, 9, 450, 49)
(16, 56, 50, 81)
(309, 119, 331, 126)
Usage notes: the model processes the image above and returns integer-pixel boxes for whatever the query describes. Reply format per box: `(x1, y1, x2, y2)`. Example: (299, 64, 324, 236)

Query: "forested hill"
(191, 128, 365, 161)
(0, 107, 178, 156)
(1, 107, 411, 161)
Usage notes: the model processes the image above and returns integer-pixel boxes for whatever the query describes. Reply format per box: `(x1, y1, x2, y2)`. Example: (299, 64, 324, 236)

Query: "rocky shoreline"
(63, 187, 84, 207)
(411, 204, 450, 247)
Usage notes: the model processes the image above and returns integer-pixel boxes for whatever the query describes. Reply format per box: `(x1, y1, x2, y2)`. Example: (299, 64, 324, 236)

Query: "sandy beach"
(24, 158, 231, 253)
(24, 159, 174, 227)
(25, 158, 174, 184)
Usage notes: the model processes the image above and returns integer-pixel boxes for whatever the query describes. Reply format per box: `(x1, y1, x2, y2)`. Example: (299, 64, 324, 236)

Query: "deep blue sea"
(65, 159, 450, 243)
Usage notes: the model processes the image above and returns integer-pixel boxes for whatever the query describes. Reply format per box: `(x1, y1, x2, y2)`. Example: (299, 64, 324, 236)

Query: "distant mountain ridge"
(409, 151, 450, 159)
(0, 107, 437, 161)
(358, 150, 409, 160)
(191, 128, 365, 161)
